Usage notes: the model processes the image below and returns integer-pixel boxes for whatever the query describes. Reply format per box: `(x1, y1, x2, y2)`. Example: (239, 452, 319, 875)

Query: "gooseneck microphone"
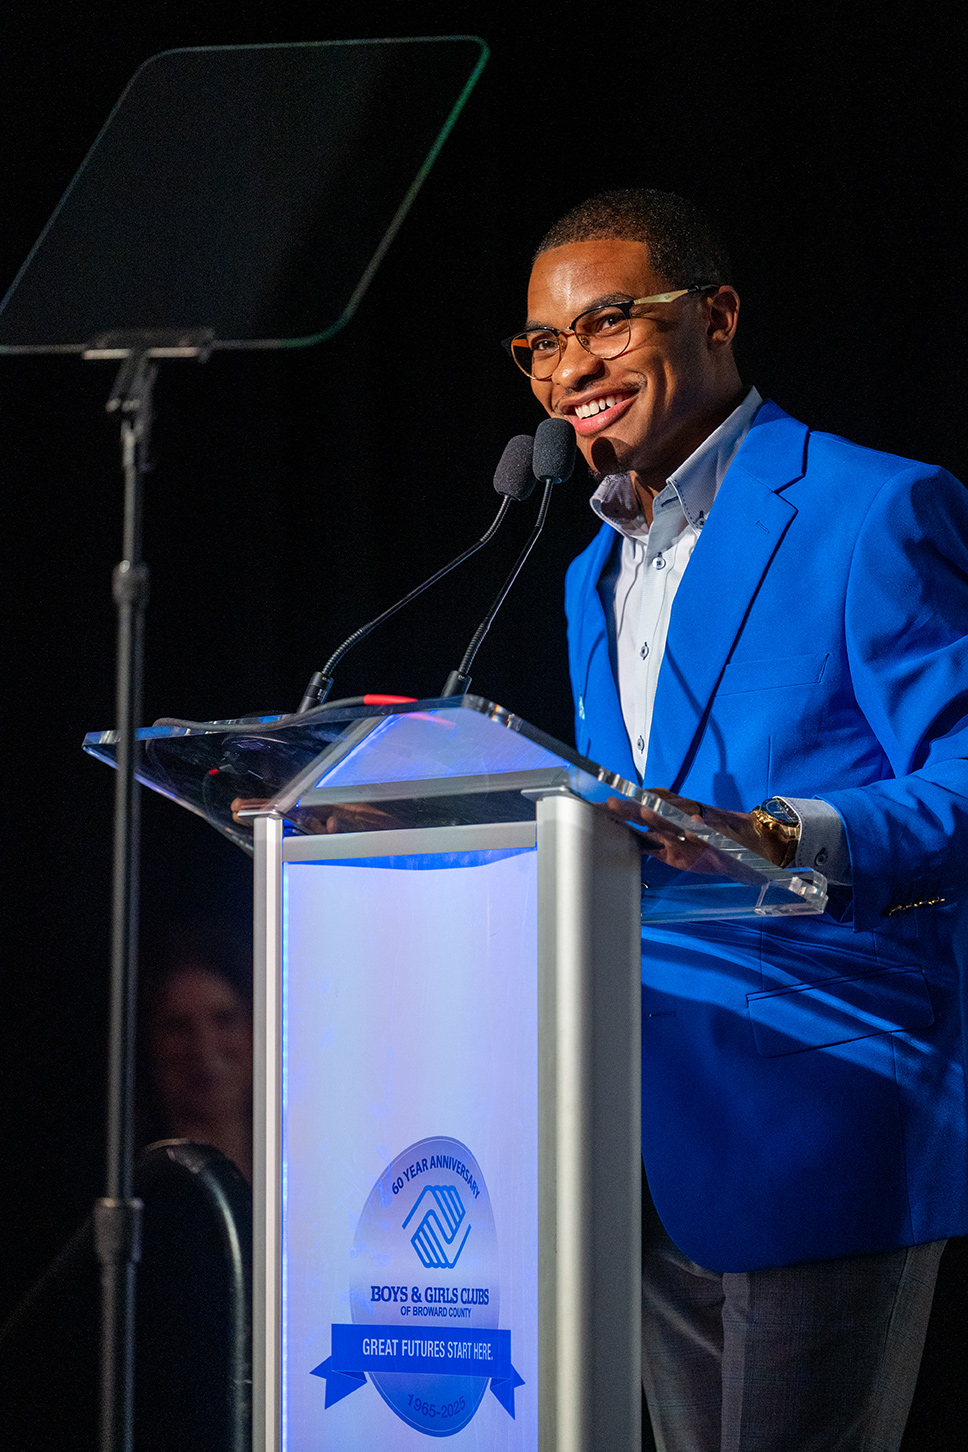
(493, 433, 539, 503)
(532, 414, 578, 485)
(440, 417, 576, 697)
(295, 435, 537, 713)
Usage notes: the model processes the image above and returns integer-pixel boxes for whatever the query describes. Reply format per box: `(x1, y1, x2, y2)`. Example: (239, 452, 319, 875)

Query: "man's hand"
(605, 789, 794, 870)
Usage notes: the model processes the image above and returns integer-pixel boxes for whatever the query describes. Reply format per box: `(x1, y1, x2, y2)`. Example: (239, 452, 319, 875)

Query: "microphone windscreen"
(493, 433, 536, 500)
(533, 417, 577, 483)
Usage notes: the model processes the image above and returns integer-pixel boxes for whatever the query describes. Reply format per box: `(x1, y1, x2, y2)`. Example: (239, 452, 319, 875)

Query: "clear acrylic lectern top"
(83, 695, 827, 923)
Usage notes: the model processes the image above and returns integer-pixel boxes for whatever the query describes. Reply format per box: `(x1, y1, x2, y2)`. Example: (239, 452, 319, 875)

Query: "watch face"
(761, 797, 800, 826)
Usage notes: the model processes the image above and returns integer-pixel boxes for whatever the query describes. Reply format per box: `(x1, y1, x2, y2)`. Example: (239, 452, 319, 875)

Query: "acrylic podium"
(84, 695, 826, 1452)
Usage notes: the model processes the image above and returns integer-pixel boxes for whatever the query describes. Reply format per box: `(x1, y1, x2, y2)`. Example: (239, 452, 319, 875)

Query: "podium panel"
(282, 828, 538, 1448)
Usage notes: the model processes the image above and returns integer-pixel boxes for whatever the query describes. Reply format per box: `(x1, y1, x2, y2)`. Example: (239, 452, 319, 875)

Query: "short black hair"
(535, 188, 731, 288)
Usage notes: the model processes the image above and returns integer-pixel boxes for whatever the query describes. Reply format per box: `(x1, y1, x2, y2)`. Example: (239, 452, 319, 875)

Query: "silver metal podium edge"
(537, 791, 642, 1452)
(253, 812, 283, 1452)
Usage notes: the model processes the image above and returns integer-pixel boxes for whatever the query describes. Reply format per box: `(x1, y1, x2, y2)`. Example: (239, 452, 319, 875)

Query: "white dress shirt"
(589, 387, 850, 884)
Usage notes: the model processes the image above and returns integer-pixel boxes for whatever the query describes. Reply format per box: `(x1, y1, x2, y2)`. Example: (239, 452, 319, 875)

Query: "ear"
(705, 286, 740, 351)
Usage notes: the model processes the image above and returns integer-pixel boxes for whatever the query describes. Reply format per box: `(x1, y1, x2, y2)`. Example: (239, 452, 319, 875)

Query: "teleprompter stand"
(2, 38, 488, 1451)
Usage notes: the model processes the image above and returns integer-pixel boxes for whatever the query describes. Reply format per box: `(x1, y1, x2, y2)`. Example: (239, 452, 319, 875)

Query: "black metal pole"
(94, 353, 155, 1452)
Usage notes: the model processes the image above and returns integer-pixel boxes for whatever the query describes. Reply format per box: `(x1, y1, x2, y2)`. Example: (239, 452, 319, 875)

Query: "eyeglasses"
(502, 284, 718, 379)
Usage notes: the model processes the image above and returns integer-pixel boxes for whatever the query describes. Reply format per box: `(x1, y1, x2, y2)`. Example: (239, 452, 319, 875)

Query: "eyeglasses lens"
(512, 308, 633, 378)
(508, 332, 548, 379)
(576, 307, 632, 358)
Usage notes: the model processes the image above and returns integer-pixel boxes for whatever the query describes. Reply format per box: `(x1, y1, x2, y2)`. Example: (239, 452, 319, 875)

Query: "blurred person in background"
(140, 923, 253, 1183)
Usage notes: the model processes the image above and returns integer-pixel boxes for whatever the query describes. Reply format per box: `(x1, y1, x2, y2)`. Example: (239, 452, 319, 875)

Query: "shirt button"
(637, 736, 645, 754)
(640, 642, 649, 659)
(654, 555, 665, 569)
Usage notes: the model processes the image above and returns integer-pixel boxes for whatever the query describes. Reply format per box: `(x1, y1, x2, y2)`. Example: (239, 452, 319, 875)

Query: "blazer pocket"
(717, 651, 829, 697)
(747, 966, 933, 1057)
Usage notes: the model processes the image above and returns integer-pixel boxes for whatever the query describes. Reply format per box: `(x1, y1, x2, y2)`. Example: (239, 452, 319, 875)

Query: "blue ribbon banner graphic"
(311, 1323, 524, 1417)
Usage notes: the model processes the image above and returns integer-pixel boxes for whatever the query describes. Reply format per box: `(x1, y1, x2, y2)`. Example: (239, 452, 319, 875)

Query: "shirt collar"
(589, 385, 763, 540)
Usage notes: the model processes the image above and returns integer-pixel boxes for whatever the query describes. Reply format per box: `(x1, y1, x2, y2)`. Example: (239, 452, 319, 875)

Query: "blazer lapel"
(568, 522, 615, 682)
(644, 405, 807, 791)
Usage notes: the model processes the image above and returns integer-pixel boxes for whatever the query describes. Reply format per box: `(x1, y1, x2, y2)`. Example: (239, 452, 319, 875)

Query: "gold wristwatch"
(749, 797, 800, 869)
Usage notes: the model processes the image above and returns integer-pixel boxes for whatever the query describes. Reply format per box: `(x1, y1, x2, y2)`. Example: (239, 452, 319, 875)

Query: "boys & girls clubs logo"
(311, 1135, 524, 1436)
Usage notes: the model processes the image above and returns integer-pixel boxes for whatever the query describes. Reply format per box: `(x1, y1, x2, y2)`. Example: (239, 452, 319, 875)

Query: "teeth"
(575, 394, 619, 420)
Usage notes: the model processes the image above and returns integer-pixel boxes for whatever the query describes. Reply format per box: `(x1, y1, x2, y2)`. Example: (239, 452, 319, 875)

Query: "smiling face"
(526, 238, 741, 496)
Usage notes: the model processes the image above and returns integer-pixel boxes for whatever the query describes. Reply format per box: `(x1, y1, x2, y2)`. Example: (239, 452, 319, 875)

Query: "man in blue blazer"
(509, 188, 968, 1450)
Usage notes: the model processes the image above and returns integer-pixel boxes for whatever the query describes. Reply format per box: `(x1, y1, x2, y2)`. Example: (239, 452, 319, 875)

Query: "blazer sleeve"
(821, 462, 968, 929)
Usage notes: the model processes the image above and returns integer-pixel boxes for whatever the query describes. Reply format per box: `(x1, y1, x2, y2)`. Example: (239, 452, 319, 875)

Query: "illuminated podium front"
(84, 696, 826, 1452)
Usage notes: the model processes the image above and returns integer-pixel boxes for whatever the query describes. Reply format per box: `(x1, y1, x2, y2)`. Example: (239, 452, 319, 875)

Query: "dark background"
(0, 0, 964, 1348)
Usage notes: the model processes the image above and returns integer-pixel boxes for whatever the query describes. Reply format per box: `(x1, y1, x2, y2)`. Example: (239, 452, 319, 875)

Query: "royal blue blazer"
(564, 399, 968, 1271)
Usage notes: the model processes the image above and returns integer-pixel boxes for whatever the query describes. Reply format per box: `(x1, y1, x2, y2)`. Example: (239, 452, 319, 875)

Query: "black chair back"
(0, 1141, 251, 1452)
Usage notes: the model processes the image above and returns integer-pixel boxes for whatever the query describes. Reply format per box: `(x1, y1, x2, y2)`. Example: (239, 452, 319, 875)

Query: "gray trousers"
(642, 1187, 945, 1452)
